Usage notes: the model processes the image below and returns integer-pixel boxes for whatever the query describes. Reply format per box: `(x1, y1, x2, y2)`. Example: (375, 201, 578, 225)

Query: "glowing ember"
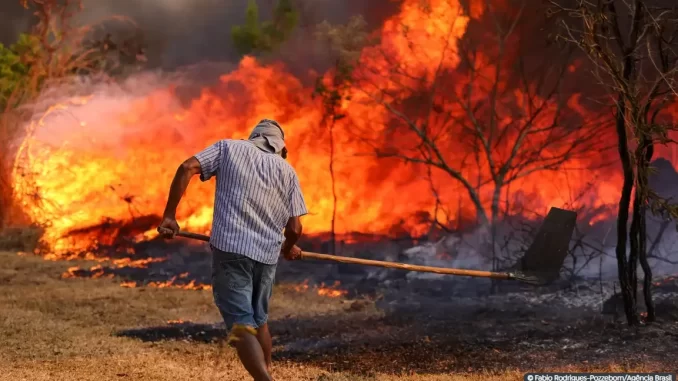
(167, 319, 186, 324)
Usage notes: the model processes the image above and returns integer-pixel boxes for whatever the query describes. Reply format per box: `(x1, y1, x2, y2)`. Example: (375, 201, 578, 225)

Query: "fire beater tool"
(175, 207, 577, 286)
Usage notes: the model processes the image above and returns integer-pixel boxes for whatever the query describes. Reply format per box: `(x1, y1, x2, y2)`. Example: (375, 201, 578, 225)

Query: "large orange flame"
(8, 0, 669, 257)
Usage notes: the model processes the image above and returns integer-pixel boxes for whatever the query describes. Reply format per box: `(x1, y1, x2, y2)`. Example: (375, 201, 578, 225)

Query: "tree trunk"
(0, 153, 12, 228)
(629, 189, 640, 308)
(470, 192, 490, 227)
(615, 104, 639, 325)
(472, 162, 489, 227)
(614, 93, 639, 326)
(639, 141, 655, 321)
(329, 119, 337, 255)
(611, 29, 642, 325)
(629, 129, 657, 323)
(489, 183, 502, 294)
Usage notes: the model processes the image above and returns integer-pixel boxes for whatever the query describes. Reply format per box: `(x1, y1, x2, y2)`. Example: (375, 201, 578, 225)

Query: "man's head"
(248, 119, 287, 158)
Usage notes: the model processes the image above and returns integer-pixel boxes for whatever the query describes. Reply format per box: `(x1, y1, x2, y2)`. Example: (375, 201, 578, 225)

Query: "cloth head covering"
(248, 119, 285, 155)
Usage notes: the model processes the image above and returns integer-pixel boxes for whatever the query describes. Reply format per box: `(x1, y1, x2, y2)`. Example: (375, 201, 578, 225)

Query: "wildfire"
(9, 0, 671, 260)
(291, 279, 348, 298)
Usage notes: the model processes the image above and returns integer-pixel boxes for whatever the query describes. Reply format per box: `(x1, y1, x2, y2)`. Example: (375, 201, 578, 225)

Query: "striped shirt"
(193, 139, 308, 264)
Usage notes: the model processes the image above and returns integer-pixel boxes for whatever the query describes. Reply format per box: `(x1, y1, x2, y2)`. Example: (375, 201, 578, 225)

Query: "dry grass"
(0, 251, 669, 381)
(0, 225, 43, 252)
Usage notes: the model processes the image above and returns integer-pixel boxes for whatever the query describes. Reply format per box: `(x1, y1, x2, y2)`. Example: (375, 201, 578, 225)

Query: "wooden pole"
(175, 231, 512, 280)
(299, 251, 511, 279)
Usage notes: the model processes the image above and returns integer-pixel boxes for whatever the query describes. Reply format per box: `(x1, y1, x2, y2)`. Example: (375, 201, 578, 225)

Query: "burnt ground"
(110, 240, 678, 374)
(25, 233, 678, 375)
(117, 294, 678, 374)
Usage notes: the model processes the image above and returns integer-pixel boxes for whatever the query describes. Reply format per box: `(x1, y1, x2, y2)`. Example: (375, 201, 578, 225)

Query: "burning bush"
(0, 0, 146, 230)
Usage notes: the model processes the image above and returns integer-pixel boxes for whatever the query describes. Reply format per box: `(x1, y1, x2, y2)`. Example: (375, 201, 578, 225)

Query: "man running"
(157, 119, 307, 381)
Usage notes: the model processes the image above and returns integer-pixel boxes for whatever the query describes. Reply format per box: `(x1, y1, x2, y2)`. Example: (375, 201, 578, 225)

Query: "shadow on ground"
(115, 298, 678, 375)
(116, 322, 227, 343)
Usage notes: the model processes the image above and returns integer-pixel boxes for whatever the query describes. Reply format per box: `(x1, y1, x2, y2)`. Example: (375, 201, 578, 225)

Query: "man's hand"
(157, 217, 180, 239)
(281, 245, 302, 261)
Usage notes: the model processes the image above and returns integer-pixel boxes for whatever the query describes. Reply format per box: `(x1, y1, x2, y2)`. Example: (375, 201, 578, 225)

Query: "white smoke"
(401, 217, 678, 282)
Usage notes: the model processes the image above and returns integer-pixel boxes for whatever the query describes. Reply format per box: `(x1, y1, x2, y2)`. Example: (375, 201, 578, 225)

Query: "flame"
(317, 281, 349, 298)
(146, 277, 212, 291)
(61, 264, 116, 279)
(60, 260, 211, 291)
(111, 257, 166, 268)
(120, 279, 211, 290)
(293, 279, 311, 292)
(9, 0, 676, 259)
(290, 279, 348, 298)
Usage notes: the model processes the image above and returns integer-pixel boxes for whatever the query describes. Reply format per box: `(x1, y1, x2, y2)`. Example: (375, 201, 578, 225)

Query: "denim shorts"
(211, 247, 277, 333)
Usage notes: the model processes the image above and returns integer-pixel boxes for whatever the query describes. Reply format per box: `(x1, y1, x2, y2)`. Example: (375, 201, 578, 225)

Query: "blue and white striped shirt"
(194, 139, 308, 264)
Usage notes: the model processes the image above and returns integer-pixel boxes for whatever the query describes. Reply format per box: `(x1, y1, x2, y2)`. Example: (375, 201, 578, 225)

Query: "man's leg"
(212, 250, 272, 381)
(230, 326, 271, 381)
(256, 323, 273, 371)
(252, 261, 277, 373)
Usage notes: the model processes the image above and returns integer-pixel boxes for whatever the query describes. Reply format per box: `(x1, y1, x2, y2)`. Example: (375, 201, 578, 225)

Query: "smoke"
(401, 212, 678, 282)
(23, 76, 173, 159)
(0, 0, 400, 71)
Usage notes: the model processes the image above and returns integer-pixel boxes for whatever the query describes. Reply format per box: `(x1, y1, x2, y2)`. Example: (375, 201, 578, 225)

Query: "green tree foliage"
(231, 0, 299, 55)
(0, 34, 40, 109)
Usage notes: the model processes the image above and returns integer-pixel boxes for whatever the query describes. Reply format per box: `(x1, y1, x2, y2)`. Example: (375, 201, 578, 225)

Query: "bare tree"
(313, 17, 370, 254)
(551, 0, 678, 325)
(343, 0, 605, 274)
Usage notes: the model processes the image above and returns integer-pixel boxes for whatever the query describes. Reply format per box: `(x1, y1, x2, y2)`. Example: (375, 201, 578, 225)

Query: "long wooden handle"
(175, 231, 511, 280)
(299, 251, 511, 279)
(176, 231, 212, 242)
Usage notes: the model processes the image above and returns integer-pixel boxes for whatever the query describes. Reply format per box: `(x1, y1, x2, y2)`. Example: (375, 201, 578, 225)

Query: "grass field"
(0, 251, 672, 381)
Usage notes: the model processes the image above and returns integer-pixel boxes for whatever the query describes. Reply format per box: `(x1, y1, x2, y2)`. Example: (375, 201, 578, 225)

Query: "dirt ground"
(1, 251, 675, 381)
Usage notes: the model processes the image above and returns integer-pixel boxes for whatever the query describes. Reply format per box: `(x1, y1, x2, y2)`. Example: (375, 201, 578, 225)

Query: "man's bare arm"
(162, 157, 202, 219)
(281, 216, 302, 258)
